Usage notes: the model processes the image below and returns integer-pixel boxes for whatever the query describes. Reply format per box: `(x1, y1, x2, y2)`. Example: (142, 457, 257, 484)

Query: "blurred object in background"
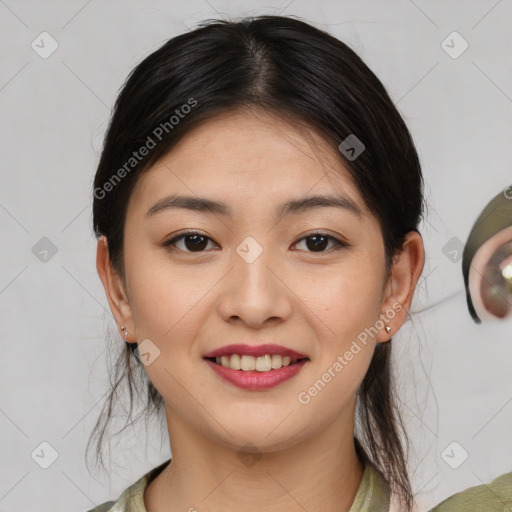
(463, 185, 512, 323)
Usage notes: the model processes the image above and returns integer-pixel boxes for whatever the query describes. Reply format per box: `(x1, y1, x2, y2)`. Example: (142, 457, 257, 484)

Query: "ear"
(96, 236, 136, 343)
(376, 231, 425, 342)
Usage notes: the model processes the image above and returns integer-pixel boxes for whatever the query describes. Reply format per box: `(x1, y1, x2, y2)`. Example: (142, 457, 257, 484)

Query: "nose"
(216, 244, 293, 329)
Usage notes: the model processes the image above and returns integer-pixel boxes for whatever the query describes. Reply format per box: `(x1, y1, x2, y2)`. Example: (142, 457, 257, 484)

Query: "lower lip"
(204, 359, 308, 390)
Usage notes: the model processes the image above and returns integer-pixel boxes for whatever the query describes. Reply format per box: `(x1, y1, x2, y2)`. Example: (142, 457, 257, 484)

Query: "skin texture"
(97, 108, 425, 512)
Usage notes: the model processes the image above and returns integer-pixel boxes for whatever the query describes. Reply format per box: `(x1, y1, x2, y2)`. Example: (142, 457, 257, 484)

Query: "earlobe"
(96, 236, 135, 340)
(376, 231, 425, 342)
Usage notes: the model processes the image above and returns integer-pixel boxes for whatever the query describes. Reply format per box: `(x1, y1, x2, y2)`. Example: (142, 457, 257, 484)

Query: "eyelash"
(162, 230, 349, 254)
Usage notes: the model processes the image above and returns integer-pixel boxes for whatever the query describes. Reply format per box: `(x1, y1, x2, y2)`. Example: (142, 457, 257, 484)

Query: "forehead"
(129, 108, 365, 214)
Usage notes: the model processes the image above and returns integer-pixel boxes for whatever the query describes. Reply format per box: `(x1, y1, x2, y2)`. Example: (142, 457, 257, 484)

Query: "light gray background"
(1, 1, 511, 511)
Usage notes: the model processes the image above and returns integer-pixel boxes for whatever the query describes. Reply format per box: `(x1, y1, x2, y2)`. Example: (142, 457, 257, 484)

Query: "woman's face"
(115, 108, 395, 452)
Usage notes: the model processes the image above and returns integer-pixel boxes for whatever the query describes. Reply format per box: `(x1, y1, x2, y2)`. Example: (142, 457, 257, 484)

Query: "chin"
(207, 416, 313, 454)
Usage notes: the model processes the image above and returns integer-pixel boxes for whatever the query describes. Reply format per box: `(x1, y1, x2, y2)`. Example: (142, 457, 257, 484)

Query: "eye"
(162, 231, 349, 254)
(163, 231, 218, 253)
(293, 233, 348, 253)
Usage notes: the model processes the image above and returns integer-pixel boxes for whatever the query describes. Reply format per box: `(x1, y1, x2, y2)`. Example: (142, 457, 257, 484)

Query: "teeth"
(271, 354, 282, 369)
(212, 354, 302, 372)
(229, 354, 241, 370)
(256, 355, 271, 372)
(241, 355, 256, 371)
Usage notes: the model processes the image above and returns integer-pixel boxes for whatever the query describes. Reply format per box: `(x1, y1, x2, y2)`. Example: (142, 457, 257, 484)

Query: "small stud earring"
(121, 325, 128, 342)
(385, 325, 391, 334)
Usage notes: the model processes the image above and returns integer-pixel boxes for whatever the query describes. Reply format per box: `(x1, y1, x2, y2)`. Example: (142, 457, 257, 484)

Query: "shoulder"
(85, 502, 116, 512)
(350, 462, 390, 512)
(84, 458, 172, 512)
(429, 472, 512, 512)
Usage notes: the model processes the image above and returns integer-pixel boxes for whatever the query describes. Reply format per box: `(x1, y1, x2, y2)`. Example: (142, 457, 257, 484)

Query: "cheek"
(296, 262, 383, 394)
(123, 242, 210, 343)
(123, 253, 215, 399)
(300, 262, 384, 339)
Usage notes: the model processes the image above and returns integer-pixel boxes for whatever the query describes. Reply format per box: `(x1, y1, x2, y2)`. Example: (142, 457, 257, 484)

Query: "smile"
(203, 355, 309, 390)
(207, 354, 308, 372)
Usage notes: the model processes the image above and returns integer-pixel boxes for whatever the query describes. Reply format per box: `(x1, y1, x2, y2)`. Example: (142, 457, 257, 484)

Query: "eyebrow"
(145, 193, 363, 220)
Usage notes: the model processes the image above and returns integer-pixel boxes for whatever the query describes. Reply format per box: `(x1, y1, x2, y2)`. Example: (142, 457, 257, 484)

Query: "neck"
(145, 406, 364, 512)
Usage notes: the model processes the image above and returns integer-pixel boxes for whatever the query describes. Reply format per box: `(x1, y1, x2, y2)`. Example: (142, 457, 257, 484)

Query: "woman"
(87, 15, 511, 512)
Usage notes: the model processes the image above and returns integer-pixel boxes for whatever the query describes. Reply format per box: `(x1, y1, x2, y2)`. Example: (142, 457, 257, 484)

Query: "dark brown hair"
(88, 15, 424, 510)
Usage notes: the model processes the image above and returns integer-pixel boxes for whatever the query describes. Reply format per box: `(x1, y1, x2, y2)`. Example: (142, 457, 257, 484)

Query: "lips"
(203, 343, 307, 359)
(203, 344, 310, 390)
(204, 358, 308, 390)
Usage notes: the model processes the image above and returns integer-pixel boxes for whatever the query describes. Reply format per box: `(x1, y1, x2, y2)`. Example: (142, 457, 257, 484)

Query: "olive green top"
(429, 471, 512, 511)
(86, 457, 389, 512)
(86, 459, 512, 512)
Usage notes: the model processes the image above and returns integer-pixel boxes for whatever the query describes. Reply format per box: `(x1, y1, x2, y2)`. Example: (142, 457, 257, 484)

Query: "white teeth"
(212, 354, 303, 372)
(256, 355, 272, 372)
(271, 354, 282, 369)
(229, 354, 241, 370)
(240, 355, 256, 371)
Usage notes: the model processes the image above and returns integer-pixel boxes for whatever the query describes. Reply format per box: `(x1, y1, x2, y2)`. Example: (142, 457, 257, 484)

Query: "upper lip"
(203, 344, 308, 359)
